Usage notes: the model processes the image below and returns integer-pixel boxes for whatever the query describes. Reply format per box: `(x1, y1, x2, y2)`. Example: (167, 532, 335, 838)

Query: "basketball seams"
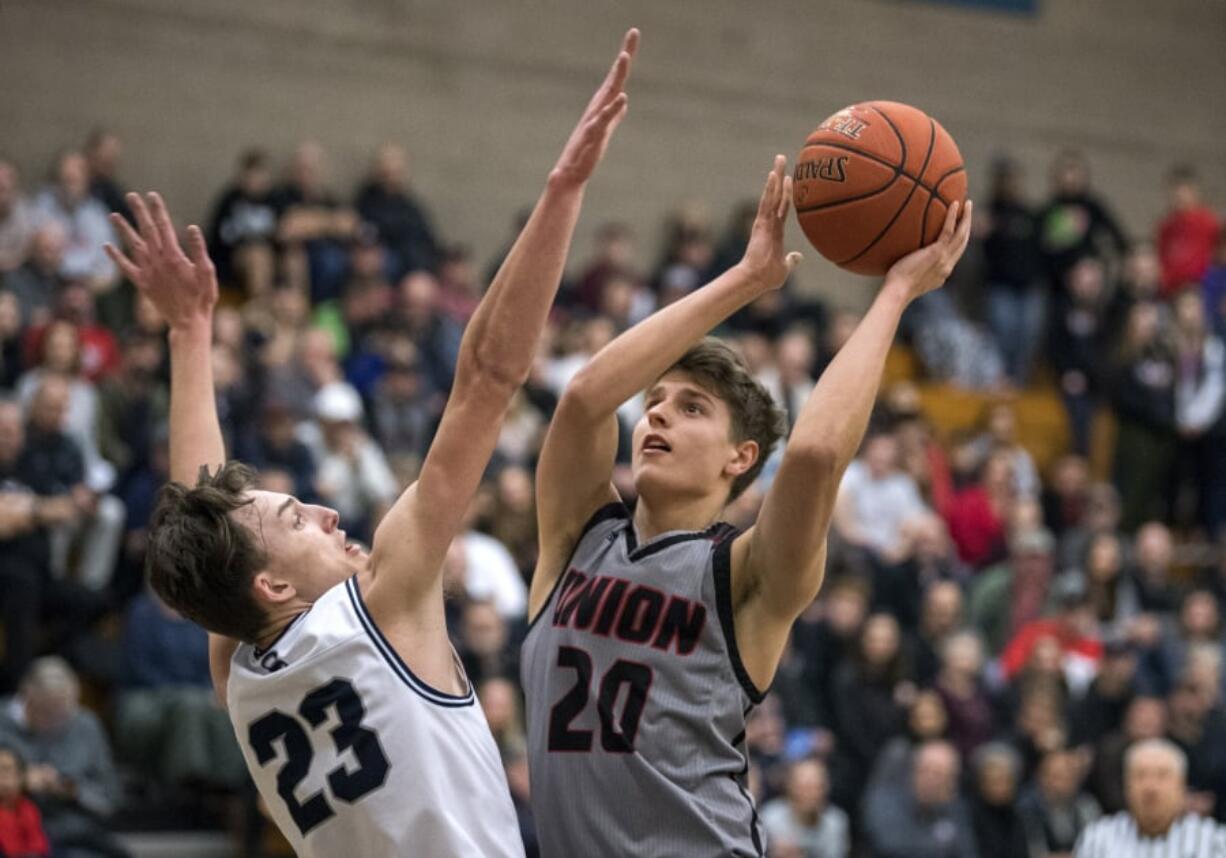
(932, 166, 966, 206)
(836, 115, 937, 268)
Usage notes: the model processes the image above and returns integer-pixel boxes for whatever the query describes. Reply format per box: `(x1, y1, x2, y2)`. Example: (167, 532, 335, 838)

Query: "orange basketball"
(793, 101, 967, 276)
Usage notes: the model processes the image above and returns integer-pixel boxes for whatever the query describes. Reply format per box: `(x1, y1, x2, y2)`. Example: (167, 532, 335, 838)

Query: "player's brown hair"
(146, 461, 269, 643)
(666, 338, 787, 502)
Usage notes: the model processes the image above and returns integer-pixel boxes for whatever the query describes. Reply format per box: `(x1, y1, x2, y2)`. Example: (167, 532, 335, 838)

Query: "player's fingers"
(757, 168, 779, 220)
(605, 97, 631, 136)
(109, 212, 144, 254)
(185, 225, 213, 272)
(104, 244, 142, 285)
(938, 200, 960, 245)
(622, 27, 640, 59)
(778, 174, 794, 221)
(127, 193, 161, 250)
(147, 193, 184, 257)
(785, 251, 803, 272)
(952, 200, 974, 256)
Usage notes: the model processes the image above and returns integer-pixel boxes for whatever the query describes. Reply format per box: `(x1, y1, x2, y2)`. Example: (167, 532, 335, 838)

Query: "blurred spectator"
(1138, 590, 1222, 698)
(1018, 748, 1101, 857)
(300, 381, 397, 539)
(652, 211, 715, 308)
(935, 630, 995, 759)
(478, 678, 524, 757)
(0, 290, 23, 389)
(983, 157, 1046, 385)
(865, 690, 950, 797)
(1075, 739, 1226, 857)
(1086, 695, 1166, 813)
(1172, 289, 1226, 537)
(1129, 521, 1179, 614)
(968, 742, 1028, 858)
(240, 398, 317, 503)
(862, 740, 977, 858)
(436, 245, 482, 323)
(573, 221, 637, 313)
(397, 271, 463, 397)
(911, 579, 965, 682)
(21, 375, 124, 589)
(271, 141, 358, 303)
(455, 601, 517, 688)
(1111, 301, 1177, 530)
(30, 152, 117, 292)
(445, 524, 529, 622)
(0, 658, 128, 858)
(1157, 166, 1221, 298)
(1050, 256, 1112, 455)
(205, 149, 277, 298)
(0, 160, 35, 274)
(793, 577, 870, 731)
(1165, 671, 1226, 817)
(96, 333, 167, 485)
(113, 590, 246, 792)
(1037, 149, 1129, 293)
(944, 446, 1013, 569)
(970, 527, 1057, 655)
(355, 143, 440, 279)
(906, 288, 1006, 390)
(834, 431, 929, 562)
(1042, 454, 1091, 540)
(760, 757, 849, 858)
(971, 402, 1039, 499)
(370, 353, 436, 463)
(5, 223, 67, 329)
(1000, 578, 1102, 691)
(0, 400, 109, 693)
(830, 614, 912, 805)
(1205, 234, 1226, 339)
(501, 741, 539, 858)
(1057, 482, 1121, 575)
(1071, 639, 1138, 745)
(0, 743, 51, 858)
(1078, 532, 1141, 637)
(83, 130, 131, 226)
(23, 282, 122, 385)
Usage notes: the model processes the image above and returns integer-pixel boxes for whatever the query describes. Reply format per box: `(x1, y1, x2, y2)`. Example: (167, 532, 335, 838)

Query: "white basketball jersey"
(227, 576, 524, 858)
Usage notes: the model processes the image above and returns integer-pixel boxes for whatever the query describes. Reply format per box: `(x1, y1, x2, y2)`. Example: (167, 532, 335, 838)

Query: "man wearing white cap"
(1075, 738, 1226, 857)
(301, 380, 398, 537)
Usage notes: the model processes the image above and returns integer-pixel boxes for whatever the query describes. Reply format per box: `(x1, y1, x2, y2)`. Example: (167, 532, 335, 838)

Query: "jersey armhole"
(525, 500, 630, 633)
(712, 530, 767, 705)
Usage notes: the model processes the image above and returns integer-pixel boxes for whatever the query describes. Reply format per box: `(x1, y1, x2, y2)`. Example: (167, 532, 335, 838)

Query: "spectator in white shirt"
(760, 757, 849, 858)
(30, 152, 117, 291)
(834, 430, 929, 562)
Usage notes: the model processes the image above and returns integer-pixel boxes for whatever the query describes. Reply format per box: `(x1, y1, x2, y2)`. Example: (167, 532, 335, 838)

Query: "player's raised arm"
(731, 199, 973, 684)
(529, 155, 801, 618)
(366, 29, 639, 609)
(105, 192, 239, 703)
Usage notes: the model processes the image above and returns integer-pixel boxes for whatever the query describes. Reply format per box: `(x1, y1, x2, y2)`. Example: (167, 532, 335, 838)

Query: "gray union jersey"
(522, 502, 767, 857)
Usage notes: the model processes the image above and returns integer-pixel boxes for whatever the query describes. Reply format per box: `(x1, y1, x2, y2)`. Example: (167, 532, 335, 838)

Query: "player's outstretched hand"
(883, 199, 973, 302)
(736, 154, 803, 291)
(549, 28, 639, 190)
(105, 192, 218, 332)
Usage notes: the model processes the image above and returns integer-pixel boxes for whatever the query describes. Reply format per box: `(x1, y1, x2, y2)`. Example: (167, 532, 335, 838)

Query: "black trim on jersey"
(252, 610, 307, 659)
(525, 501, 631, 633)
(729, 724, 765, 857)
(344, 577, 475, 708)
(712, 531, 767, 705)
(626, 522, 727, 563)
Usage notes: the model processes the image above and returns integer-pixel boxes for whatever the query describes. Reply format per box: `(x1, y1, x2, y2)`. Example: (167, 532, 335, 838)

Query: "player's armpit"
(528, 399, 620, 621)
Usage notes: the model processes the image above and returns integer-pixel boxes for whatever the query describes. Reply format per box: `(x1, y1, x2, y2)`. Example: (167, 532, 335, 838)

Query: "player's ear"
(252, 570, 296, 605)
(724, 439, 759, 479)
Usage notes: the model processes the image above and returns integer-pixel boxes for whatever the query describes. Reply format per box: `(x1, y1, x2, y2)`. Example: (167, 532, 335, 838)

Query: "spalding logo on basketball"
(793, 101, 967, 276)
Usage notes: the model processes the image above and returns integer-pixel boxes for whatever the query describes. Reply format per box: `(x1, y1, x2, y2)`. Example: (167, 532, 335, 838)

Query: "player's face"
(243, 490, 367, 605)
(631, 372, 755, 505)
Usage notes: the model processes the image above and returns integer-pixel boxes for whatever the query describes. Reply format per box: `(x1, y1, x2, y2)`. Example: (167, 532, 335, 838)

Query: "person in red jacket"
(0, 745, 51, 858)
(1157, 165, 1221, 298)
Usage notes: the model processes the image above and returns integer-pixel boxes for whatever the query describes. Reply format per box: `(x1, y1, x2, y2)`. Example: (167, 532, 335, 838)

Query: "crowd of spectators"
(0, 128, 1223, 857)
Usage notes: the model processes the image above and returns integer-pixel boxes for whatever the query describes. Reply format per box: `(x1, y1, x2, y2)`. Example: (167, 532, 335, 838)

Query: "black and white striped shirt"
(1076, 812, 1226, 857)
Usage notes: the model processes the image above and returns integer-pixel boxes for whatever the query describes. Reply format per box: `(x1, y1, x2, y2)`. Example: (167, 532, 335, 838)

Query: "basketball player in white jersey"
(522, 156, 972, 856)
(104, 28, 639, 857)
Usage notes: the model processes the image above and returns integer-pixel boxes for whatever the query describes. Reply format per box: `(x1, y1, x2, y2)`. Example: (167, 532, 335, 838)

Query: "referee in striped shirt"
(1075, 738, 1226, 857)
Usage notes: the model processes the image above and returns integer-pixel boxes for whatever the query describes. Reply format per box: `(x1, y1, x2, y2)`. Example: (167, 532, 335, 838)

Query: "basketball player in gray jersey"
(522, 156, 972, 856)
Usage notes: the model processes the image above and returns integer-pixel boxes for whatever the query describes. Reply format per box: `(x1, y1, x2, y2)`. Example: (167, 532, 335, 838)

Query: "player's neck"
(633, 492, 724, 542)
